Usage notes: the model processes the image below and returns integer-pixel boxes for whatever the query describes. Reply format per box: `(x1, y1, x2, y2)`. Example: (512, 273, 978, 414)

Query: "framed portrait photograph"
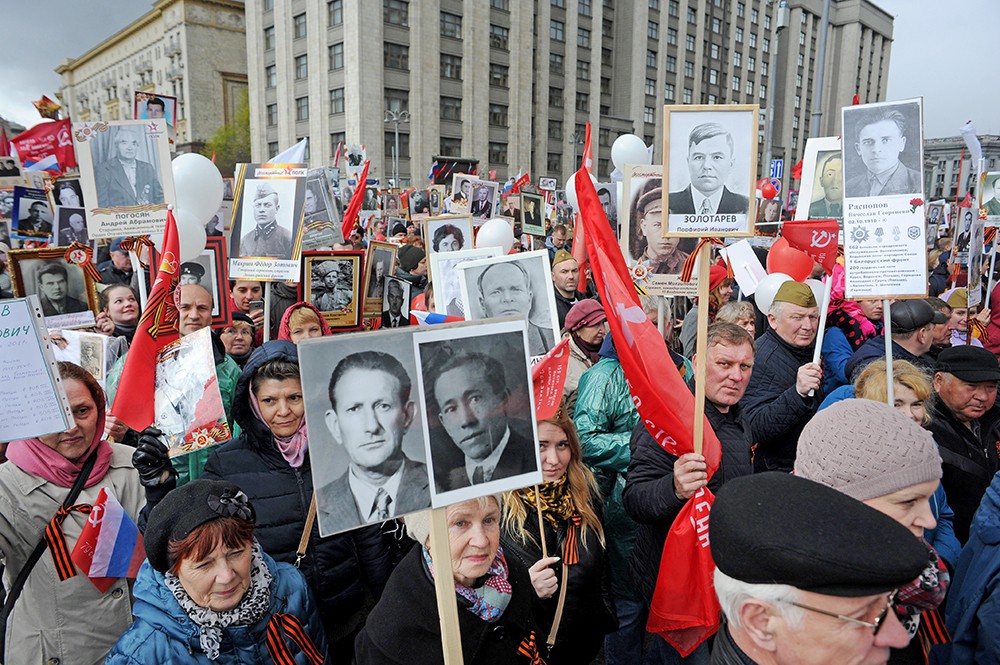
(54, 207, 90, 246)
(663, 104, 759, 237)
(456, 249, 560, 359)
(11, 187, 54, 242)
(926, 201, 945, 248)
(298, 328, 432, 536)
(620, 165, 697, 297)
(429, 246, 501, 318)
(423, 214, 475, 265)
(468, 180, 499, 223)
(228, 162, 307, 282)
(0, 156, 24, 188)
(756, 198, 784, 228)
(981, 171, 1000, 227)
(300, 250, 364, 330)
(304, 167, 338, 222)
(413, 318, 542, 507)
(448, 174, 477, 214)
(538, 177, 558, 192)
(0, 188, 15, 221)
(74, 119, 175, 238)
(406, 189, 429, 221)
(518, 192, 545, 237)
(595, 182, 620, 236)
(793, 136, 843, 222)
(222, 177, 235, 201)
(206, 203, 229, 237)
(362, 241, 398, 318)
(787, 189, 800, 213)
(9, 247, 98, 329)
(428, 185, 446, 216)
(381, 276, 411, 328)
(134, 91, 178, 146)
(48, 176, 85, 211)
(842, 99, 923, 201)
(146, 236, 230, 328)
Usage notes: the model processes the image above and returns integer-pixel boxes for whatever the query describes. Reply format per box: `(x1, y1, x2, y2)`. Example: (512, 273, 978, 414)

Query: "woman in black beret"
(107, 479, 329, 663)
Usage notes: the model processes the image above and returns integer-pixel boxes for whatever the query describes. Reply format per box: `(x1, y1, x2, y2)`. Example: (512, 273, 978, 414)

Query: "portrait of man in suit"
(808, 153, 843, 220)
(477, 261, 553, 356)
(36, 262, 88, 316)
(984, 177, 1000, 217)
(94, 126, 164, 208)
(58, 210, 89, 245)
(239, 182, 293, 259)
(17, 200, 53, 238)
(669, 122, 749, 215)
(318, 350, 430, 532)
(844, 107, 921, 198)
(469, 185, 493, 220)
(427, 351, 536, 493)
(381, 278, 410, 328)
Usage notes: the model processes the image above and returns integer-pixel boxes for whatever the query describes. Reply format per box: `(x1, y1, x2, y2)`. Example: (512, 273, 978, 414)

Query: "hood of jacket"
(232, 340, 300, 452)
(598, 333, 618, 360)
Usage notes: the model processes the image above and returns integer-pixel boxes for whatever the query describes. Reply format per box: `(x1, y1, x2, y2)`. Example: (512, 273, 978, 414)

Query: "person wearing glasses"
(794, 399, 947, 663)
(710, 472, 930, 665)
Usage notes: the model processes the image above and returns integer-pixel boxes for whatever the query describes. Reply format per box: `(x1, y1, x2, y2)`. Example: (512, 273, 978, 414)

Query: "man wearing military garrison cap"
(710, 472, 929, 665)
(740, 280, 823, 472)
(239, 182, 293, 259)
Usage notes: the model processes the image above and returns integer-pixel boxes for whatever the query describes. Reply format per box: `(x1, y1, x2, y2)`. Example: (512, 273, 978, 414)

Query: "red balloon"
(766, 237, 813, 282)
(761, 182, 778, 200)
(756, 177, 770, 191)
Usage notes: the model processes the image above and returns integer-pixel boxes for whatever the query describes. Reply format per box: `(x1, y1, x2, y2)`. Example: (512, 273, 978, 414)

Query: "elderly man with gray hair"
(240, 181, 293, 258)
(739, 280, 822, 472)
(95, 126, 164, 207)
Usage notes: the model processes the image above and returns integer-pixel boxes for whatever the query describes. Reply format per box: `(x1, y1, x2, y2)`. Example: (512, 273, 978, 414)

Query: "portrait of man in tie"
(842, 100, 922, 200)
(315, 349, 430, 535)
(808, 152, 843, 220)
(668, 121, 750, 216)
(94, 126, 165, 208)
(381, 277, 411, 328)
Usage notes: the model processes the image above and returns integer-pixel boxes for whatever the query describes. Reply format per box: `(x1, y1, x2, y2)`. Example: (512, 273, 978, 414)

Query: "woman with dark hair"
(134, 341, 394, 661)
(0, 361, 144, 664)
(500, 408, 615, 665)
(107, 479, 329, 663)
(95, 284, 140, 343)
(627, 178, 688, 274)
(432, 224, 465, 252)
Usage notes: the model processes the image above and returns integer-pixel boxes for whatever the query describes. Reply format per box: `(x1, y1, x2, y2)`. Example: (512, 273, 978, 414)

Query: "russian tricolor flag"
(410, 311, 464, 326)
(70, 488, 145, 592)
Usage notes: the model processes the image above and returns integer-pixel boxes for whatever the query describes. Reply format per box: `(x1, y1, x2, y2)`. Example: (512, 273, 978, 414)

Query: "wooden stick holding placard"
(428, 507, 465, 665)
(263, 282, 272, 343)
(692, 245, 712, 456)
(534, 490, 548, 559)
(807, 276, 834, 397)
(883, 300, 894, 406)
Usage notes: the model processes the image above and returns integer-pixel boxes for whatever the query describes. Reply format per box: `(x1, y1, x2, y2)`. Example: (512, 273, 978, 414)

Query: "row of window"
(550, 21, 593, 48)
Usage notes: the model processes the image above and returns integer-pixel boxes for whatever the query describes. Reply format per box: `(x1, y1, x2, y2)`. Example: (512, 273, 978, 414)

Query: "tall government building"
(249, 0, 893, 191)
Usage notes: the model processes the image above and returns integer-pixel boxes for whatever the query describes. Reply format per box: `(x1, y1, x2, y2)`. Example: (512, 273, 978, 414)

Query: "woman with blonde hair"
(500, 407, 615, 664)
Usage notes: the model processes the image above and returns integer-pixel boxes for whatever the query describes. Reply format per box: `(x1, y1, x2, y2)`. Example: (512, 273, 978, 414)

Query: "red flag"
(531, 338, 571, 421)
(0, 128, 9, 156)
(10, 119, 76, 171)
(573, 123, 594, 292)
(780, 219, 840, 275)
(333, 141, 343, 166)
(959, 192, 973, 209)
(110, 211, 181, 431)
(574, 166, 722, 654)
(852, 94, 861, 106)
(488, 169, 497, 181)
(33, 95, 62, 120)
(340, 160, 370, 241)
(790, 160, 803, 181)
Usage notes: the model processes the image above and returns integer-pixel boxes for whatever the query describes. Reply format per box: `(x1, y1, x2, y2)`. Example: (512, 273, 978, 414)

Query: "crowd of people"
(4, 187, 1000, 665)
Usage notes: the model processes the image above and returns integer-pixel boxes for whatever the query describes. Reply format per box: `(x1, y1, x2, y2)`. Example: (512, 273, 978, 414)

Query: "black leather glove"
(132, 427, 177, 487)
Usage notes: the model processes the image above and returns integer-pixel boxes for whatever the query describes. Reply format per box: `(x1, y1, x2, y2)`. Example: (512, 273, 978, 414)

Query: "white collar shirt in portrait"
(349, 461, 405, 520)
(691, 188, 724, 215)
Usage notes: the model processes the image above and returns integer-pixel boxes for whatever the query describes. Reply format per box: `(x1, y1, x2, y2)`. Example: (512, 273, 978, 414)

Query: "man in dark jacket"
(929, 345, 1000, 544)
(844, 298, 944, 381)
(740, 281, 822, 472)
(623, 323, 755, 662)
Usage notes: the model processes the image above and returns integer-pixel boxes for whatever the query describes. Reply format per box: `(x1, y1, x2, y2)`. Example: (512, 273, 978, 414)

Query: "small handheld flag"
(70, 488, 145, 592)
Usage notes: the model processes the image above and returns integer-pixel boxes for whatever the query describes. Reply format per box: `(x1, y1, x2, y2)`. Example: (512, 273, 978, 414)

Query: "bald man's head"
(177, 284, 214, 336)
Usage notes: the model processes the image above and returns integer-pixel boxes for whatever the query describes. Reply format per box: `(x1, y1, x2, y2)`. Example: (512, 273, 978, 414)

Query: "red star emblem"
(147, 121, 159, 132)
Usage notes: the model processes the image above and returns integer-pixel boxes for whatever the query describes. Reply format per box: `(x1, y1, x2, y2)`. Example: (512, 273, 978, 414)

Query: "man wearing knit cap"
(394, 243, 427, 297)
(844, 299, 944, 381)
(551, 249, 583, 329)
(740, 280, 822, 472)
(710, 473, 930, 665)
(928, 345, 1000, 543)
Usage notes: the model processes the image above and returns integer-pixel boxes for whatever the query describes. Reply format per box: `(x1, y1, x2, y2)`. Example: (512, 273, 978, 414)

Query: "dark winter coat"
(740, 327, 821, 472)
(843, 336, 934, 384)
(202, 341, 394, 643)
(623, 401, 753, 604)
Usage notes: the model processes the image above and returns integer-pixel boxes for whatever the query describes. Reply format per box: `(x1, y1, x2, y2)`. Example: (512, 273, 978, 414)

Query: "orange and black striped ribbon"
(44, 503, 92, 581)
(917, 607, 950, 657)
(516, 631, 547, 664)
(118, 235, 156, 269)
(679, 238, 731, 283)
(985, 227, 997, 246)
(265, 613, 325, 665)
(971, 318, 990, 344)
(561, 514, 582, 566)
(64, 242, 102, 282)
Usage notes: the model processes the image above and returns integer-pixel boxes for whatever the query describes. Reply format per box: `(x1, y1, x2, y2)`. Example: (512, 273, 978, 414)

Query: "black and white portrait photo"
(982, 172, 1000, 221)
(56, 207, 90, 246)
(424, 215, 474, 259)
(808, 150, 843, 220)
(93, 125, 165, 208)
(428, 185, 445, 216)
(665, 105, 757, 236)
(408, 189, 430, 220)
(448, 174, 476, 214)
(0, 156, 22, 188)
(363, 241, 398, 317)
(756, 198, 783, 226)
(842, 100, 923, 199)
(456, 249, 560, 358)
(303, 170, 335, 222)
(468, 181, 498, 221)
(596, 183, 619, 235)
(518, 192, 545, 237)
(235, 179, 297, 259)
(382, 277, 411, 328)
(414, 319, 541, 506)
(50, 178, 85, 210)
(11, 187, 53, 241)
(301, 251, 362, 329)
(298, 331, 431, 536)
(429, 247, 502, 318)
(9, 248, 98, 329)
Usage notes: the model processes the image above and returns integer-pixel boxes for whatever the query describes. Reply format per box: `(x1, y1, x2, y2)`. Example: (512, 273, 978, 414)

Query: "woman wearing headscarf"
(820, 263, 884, 393)
(561, 299, 607, 414)
(0, 361, 144, 665)
(501, 409, 615, 664)
(355, 495, 543, 664)
(107, 479, 329, 663)
(277, 302, 332, 344)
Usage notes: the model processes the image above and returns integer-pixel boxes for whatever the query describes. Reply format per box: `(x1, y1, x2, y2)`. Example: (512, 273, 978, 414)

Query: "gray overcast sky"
(0, 0, 994, 141)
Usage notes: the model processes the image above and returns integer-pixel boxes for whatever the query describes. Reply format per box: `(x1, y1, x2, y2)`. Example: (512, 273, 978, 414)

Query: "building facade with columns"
(55, 0, 248, 155)
(247, 0, 892, 188)
(923, 135, 1000, 205)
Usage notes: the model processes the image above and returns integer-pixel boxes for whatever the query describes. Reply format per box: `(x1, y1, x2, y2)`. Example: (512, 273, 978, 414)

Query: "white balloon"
(754, 272, 792, 314)
(804, 278, 825, 309)
(474, 218, 514, 253)
(172, 153, 225, 224)
(174, 208, 208, 263)
(611, 134, 650, 171)
(564, 171, 599, 212)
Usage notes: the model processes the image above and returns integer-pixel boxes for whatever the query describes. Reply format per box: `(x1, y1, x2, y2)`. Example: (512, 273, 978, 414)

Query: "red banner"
(780, 219, 840, 275)
(341, 160, 370, 241)
(531, 338, 571, 421)
(10, 119, 76, 170)
(574, 165, 722, 654)
(510, 172, 531, 195)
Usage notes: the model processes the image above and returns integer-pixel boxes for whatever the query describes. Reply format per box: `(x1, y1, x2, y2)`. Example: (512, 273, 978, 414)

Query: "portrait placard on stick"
(794, 137, 843, 224)
(0, 296, 72, 440)
(9, 246, 98, 329)
(301, 250, 363, 330)
(980, 171, 1000, 228)
(430, 247, 501, 318)
(74, 119, 175, 238)
(841, 98, 927, 299)
(362, 241, 398, 318)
